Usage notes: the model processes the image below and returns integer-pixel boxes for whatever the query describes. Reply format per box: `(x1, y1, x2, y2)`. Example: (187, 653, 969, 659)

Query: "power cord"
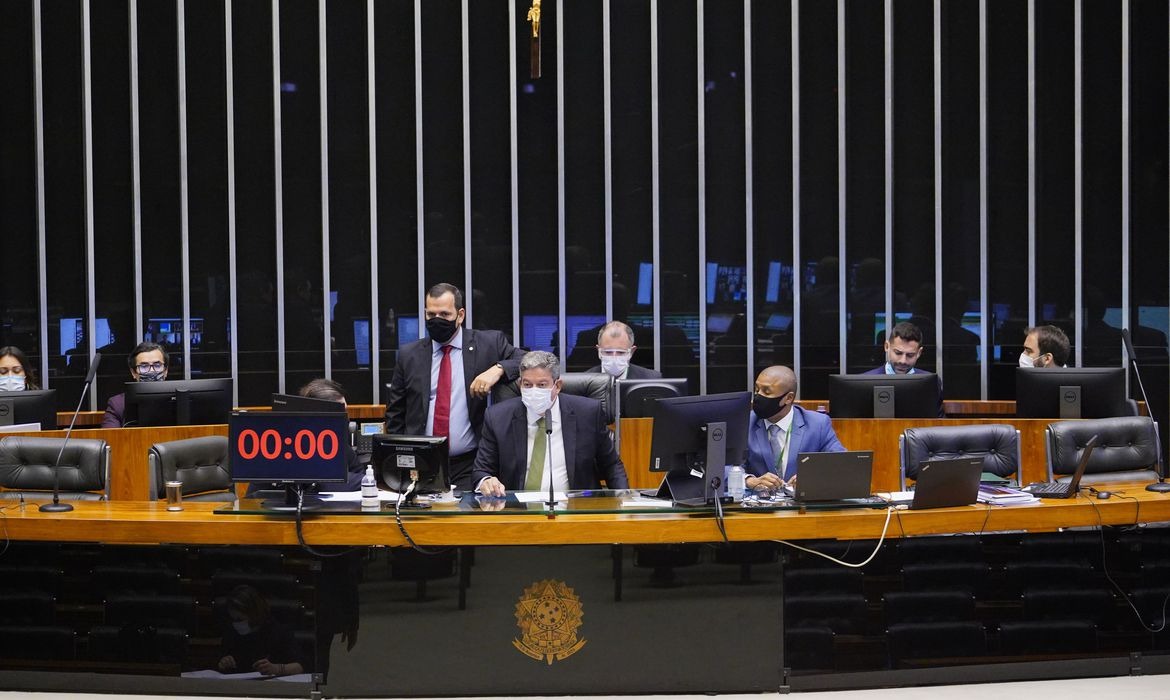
(772, 505, 895, 568)
(1083, 495, 1170, 634)
(292, 488, 360, 559)
(394, 481, 446, 555)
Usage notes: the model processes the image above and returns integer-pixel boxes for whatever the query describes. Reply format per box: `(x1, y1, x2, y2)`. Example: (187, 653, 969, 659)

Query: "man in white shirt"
(586, 321, 662, 380)
(473, 351, 628, 496)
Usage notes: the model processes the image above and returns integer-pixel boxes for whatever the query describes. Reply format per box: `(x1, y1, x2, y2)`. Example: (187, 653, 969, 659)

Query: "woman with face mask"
(217, 585, 305, 677)
(0, 346, 39, 392)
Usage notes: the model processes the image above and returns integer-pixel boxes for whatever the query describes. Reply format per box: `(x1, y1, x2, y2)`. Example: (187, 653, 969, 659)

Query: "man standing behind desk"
(385, 283, 525, 490)
(586, 321, 662, 380)
(745, 365, 845, 492)
(473, 351, 629, 496)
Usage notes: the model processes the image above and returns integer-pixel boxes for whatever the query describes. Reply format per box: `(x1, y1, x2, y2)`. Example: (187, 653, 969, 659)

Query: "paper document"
(514, 491, 568, 503)
(621, 497, 669, 507)
(320, 490, 400, 503)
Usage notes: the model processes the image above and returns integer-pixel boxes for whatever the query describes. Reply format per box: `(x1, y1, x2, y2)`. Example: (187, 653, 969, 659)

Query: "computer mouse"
(1096, 491, 1112, 500)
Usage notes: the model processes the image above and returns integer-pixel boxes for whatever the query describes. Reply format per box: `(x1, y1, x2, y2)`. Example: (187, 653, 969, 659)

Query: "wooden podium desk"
(3, 481, 1169, 548)
(619, 416, 1081, 493)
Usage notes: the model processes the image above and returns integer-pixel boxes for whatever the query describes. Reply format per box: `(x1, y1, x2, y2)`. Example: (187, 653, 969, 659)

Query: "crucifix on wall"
(527, 0, 542, 79)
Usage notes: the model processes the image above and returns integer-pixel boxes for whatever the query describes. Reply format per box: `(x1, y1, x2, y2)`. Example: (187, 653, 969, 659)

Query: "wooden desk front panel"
(618, 416, 1057, 492)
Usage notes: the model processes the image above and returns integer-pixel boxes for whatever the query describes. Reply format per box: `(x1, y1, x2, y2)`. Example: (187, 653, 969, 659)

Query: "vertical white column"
(883, 0, 893, 334)
(414, 0, 425, 326)
(651, 0, 661, 372)
(1120, 0, 1130, 372)
(557, 0, 567, 361)
(272, 0, 286, 393)
(82, 0, 98, 405)
(1074, 0, 1083, 366)
(225, 0, 239, 405)
(367, 0, 380, 401)
(130, 0, 143, 342)
(178, 0, 191, 381)
(603, 0, 614, 321)
(509, 0, 520, 343)
(744, 0, 754, 385)
(461, 0, 472, 325)
(791, 0, 801, 390)
(979, 0, 988, 399)
(697, 0, 708, 395)
(33, 0, 49, 387)
(319, 0, 332, 378)
(932, 0, 943, 383)
(1027, 0, 1036, 327)
(837, 0, 846, 374)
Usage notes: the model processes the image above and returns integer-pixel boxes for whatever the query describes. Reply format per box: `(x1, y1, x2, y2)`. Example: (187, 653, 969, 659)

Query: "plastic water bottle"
(361, 466, 379, 509)
(726, 465, 746, 502)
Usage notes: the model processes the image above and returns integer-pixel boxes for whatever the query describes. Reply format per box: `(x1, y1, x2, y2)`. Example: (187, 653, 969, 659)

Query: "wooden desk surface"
(2, 480, 1166, 547)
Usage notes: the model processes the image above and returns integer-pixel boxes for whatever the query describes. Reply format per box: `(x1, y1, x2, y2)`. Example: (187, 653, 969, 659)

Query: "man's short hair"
(299, 378, 346, 402)
(128, 341, 168, 371)
(888, 321, 923, 346)
(1026, 325, 1071, 367)
(426, 282, 463, 310)
(519, 350, 561, 381)
(597, 321, 635, 346)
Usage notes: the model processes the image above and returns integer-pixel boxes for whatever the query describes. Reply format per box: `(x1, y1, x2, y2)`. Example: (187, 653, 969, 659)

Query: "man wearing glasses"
(101, 342, 169, 427)
(586, 321, 661, 380)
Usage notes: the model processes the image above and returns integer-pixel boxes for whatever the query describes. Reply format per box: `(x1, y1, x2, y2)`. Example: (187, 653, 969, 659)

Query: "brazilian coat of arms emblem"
(512, 579, 587, 664)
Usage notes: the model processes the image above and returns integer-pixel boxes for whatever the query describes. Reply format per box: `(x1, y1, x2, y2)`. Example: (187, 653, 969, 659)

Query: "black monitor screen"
(1015, 367, 1130, 419)
(0, 389, 58, 430)
(827, 373, 940, 418)
(271, 393, 347, 414)
(124, 378, 234, 427)
(648, 391, 751, 473)
(229, 411, 350, 484)
(617, 378, 689, 419)
(371, 434, 448, 495)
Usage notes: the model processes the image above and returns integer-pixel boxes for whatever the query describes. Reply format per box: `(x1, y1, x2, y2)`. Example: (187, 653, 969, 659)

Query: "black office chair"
(492, 371, 616, 424)
(784, 626, 835, 671)
(896, 535, 985, 564)
(92, 564, 182, 600)
(901, 562, 990, 595)
(0, 436, 110, 501)
(899, 424, 1021, 485)
(1046, 416, 1161, 484)
(0, 625, 76, 660)
(148, 436, 235, 502)
(1022, 587, 1117, 628)
(785, 594, 868, 635)
(87, 624, 189, 665)
(784, 567, 863, 596)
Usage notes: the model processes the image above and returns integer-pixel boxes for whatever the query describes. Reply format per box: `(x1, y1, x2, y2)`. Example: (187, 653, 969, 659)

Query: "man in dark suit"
(385, 283, 525, 489)
(585, 321, 662, 380)
(473, 351, 628, 496)
(745, 365, 846, 492)
(863, 321, 944, 417)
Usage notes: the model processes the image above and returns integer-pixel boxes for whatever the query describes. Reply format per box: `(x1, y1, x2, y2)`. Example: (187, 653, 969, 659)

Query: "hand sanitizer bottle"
(361, 466, 379, 509)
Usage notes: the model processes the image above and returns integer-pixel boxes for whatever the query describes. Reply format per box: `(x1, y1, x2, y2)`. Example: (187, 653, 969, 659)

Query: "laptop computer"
(899, 456, 984, 510)
(1022, 434, 1099, 499)
(792, 451, 875, 502)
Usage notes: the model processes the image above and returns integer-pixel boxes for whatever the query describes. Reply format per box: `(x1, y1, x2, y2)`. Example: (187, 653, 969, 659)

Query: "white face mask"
(231, 620, 252, 635)
(0, 375, 26, 392)
(1018, 351, 1035, 368)
(521, 387, 554, 415)
(598, 353, 630, 378)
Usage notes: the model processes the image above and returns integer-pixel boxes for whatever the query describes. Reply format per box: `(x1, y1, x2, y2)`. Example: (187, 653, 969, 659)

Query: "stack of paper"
(977, 484, 1038, 505)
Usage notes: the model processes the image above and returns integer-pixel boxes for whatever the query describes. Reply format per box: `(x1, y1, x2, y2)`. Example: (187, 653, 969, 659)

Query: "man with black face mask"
(385, 283, 526, 490)
(101, 341, 169, 428)
(744, 365, 846, 492)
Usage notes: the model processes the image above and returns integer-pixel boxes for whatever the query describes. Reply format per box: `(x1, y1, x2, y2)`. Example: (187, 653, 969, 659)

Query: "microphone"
(544, 407, 555, 511)
(1123, 329, 1170, 493)
(41, 353, 102, 513)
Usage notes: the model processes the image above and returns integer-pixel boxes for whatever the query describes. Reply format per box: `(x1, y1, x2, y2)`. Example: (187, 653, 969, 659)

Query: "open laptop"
(792, 451, 875, 503)
(1021, 434, 1099, 499)
(891, 456, 984, 510)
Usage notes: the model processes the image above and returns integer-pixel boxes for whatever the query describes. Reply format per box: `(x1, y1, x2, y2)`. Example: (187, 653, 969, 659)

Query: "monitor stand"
(261, 484, 326, 512)
(656, 421, 731, 507)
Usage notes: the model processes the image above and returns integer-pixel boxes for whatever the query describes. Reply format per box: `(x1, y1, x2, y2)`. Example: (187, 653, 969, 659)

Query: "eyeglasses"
(136, 362, 165, 372)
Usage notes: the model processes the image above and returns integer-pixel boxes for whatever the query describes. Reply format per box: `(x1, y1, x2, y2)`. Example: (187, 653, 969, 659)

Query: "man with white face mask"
(1020, 325, 1070, 369)
(472, 351, 628, 496)
(586, 321, 662, 380)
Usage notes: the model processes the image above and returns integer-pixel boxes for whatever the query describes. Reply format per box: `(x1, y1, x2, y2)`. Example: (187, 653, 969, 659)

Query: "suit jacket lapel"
(509, 403, 529, 488)
(462, 328, 477, 388)
(559, 398, 577, 488)
(786, 408, 808, 480)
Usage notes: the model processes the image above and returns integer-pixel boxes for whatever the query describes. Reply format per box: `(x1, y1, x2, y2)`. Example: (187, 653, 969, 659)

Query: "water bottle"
(726, 465, 746, 502)
(361, 466, 379, 509)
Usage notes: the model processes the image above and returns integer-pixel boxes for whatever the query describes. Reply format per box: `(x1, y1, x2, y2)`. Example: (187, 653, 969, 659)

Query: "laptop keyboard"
(1023, 481, 1071, 497)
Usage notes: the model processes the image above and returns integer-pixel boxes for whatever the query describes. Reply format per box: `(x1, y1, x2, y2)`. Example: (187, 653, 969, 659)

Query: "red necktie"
(433, 345, 453, 438)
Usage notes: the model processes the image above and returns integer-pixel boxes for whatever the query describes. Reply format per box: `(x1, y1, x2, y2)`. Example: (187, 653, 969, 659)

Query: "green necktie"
(525, 417, 547, 491)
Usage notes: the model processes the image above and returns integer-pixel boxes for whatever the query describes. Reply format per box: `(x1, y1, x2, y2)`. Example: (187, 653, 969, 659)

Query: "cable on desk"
(1084, 494, 1170, 634)
(771, 506, 895, 568)
(711, 478, 729, 544)
(292, 489, 361, 559)
(394, 481, 447, 555)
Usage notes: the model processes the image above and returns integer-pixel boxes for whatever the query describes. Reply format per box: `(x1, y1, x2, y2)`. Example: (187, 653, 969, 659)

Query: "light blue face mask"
(0, 375, 26, 392)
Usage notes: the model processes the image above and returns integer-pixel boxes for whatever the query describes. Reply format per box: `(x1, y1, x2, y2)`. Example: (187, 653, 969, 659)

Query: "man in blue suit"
(745, 365, 846, 492)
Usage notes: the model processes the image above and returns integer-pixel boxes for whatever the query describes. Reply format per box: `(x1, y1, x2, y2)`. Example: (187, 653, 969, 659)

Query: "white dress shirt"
(425, 327, 476, 456)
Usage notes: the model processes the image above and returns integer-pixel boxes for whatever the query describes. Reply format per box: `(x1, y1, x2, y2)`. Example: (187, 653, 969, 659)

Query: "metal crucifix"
(527, 0, 542, 79)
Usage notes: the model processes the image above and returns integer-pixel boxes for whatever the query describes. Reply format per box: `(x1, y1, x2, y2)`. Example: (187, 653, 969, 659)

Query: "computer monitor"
(371, 434, 448, 507)
(271, 393, 347, 414)
(0, 389, 58, 430)
(1014, 367, 1130, 419)
(827, 373, 940, 418)
(123, 378, 234, 427)
(636, 262, 653, 306)
(648, 391, 751, 504)
(229, 410, 350, 510)
(352, 319, 371, 366)
(616, 378, 689, 419)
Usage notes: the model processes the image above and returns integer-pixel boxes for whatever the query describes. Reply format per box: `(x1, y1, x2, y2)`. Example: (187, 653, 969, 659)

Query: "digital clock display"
(229, 411, 350, 484)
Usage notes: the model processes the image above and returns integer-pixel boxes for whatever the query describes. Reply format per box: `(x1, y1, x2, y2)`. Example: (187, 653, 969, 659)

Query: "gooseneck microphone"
(41, 353, 102, 513)
(1122, 330, 1170, 493)
(545, 406, 556, 512)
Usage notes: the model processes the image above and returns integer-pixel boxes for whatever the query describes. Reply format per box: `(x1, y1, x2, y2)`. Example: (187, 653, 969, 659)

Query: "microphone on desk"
(40, 353, 102, 513)
(545, 407, 556, 511)
(1122, 330, 1170, 493)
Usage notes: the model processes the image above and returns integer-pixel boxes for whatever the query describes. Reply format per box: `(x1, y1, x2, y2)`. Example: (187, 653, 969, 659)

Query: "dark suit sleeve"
(492, 333, 526, 382)
(592, 404, 628, 489)
(385, 354, 409, 434)
(101, 394, 125, 428)
(470, 409, 504, 488)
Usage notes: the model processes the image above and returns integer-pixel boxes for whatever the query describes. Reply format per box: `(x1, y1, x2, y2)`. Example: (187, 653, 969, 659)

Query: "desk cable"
(1083, 493, 1170, 634)
(771, 505, 895, 568)
(394, 481, 446, 555)
(292, 488, 360, 559)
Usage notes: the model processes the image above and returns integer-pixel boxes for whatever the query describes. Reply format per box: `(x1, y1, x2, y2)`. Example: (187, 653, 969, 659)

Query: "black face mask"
(426, 316, 458, 344)
(752, 392, 787, 421)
